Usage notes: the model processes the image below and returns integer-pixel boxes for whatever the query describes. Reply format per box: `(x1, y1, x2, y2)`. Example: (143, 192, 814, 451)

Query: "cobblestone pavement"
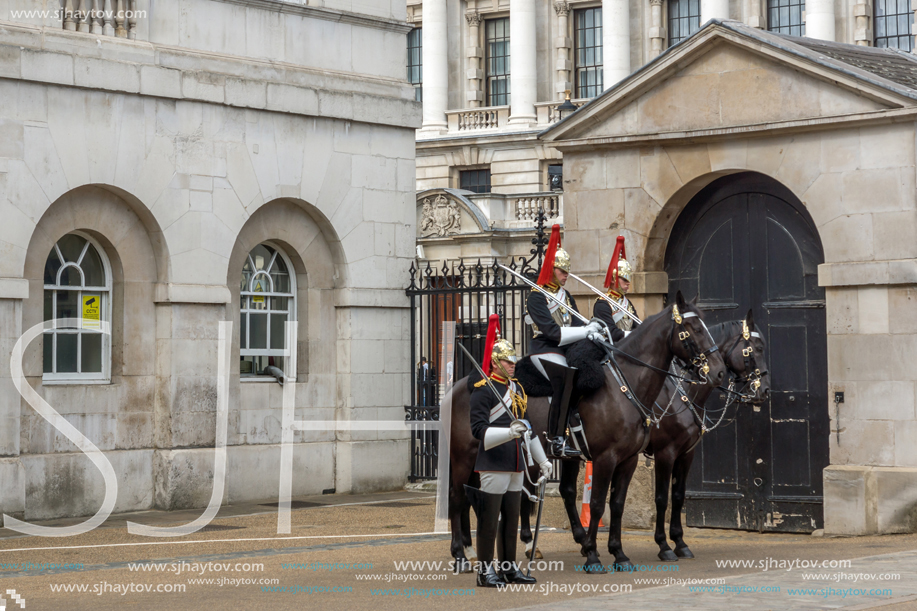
(0, 492, 915, 611)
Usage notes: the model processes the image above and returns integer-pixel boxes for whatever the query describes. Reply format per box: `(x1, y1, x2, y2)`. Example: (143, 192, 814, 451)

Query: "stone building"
(541, 19, 917, 535)
(409, 0, 916, 262)
(0, 0, 419, 520)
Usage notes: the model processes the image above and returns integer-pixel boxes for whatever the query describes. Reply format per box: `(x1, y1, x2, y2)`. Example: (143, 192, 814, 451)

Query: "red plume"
(604, 236, 627, 290)
(536, 225, 562, 286)
(482, 314, 501, 376)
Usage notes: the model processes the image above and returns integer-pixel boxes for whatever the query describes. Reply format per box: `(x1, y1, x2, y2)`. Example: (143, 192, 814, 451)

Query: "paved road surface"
(1, 491, 915, 610)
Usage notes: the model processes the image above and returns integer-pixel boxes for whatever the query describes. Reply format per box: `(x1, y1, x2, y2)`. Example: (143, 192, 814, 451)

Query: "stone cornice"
(0, 22, 422, 130)
(207, 0, 413, 34)
(818, 260, 917, 287)
(549, 107, 917, 152)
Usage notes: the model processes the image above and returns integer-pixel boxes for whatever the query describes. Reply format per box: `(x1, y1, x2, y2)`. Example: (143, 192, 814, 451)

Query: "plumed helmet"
(617, 257, 633, 283)
(491, 337, 518, 365)
(553, 247, 572, 274)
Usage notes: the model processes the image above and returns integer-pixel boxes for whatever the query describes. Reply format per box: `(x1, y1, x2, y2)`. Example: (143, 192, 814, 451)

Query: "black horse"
(519, 310, 771, 564)
(447, 292, 727, 573)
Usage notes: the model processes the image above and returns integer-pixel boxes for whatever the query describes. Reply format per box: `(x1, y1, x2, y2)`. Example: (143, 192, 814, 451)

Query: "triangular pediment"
(543, 22, 917, 143)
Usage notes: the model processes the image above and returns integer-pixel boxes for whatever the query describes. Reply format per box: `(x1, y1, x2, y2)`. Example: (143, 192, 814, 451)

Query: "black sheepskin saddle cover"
(469, 339, 608, 397)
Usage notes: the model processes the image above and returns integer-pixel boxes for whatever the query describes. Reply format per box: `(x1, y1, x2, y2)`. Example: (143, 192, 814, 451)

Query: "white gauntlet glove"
(539, 460, 553, 479)
(509, 420, 528, 438)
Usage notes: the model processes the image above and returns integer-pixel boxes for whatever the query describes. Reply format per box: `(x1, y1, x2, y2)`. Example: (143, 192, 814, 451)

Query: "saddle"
(509, 339, 608, 397)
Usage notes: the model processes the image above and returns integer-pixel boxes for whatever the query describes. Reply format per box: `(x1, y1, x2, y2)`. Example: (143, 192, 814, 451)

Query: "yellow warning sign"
(82, 294, 100, 329)
(252, 296, 265, 304)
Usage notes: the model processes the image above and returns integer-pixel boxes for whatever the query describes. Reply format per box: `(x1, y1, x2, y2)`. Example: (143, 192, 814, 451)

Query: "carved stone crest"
(420, 194, 462, 237)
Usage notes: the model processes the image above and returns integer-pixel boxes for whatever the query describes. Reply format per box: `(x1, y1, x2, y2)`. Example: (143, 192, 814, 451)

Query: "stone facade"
(411, 0, 897, 262)
(542, 21, 917, 535)
(0, 0, 420, 520)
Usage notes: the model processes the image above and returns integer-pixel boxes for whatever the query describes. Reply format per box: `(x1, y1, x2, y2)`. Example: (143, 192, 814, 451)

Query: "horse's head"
(721, 309, 770, 405)
(670, 291, 727, 387)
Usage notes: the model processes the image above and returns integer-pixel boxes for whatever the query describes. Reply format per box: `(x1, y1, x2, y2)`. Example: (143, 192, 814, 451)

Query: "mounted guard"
(525, 224, 604, 458)
(594, 235, 640, 341)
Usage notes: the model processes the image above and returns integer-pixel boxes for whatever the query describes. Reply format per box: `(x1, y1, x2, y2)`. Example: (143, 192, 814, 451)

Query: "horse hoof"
(582, 563, 607, 574)
(453, 558, 474, 574)
(613, 560, 634, 573)
(524, 545, 544, 560)
(658, 550, 679, 562)
(464, 546, 478, 562)
(675, 547, 695, 559)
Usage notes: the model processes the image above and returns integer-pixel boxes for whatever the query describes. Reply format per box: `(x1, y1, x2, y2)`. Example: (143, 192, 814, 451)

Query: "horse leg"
(581, 454, 613, 573)
(559, 459, 587, 545)
(449, 463, 474, 573)
(653, 452, 678, 562)
(671, 449, 696, 559)
(607, 453, 638, 571)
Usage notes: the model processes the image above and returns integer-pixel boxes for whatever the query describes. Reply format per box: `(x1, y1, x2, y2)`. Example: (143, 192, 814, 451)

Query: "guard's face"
(553, 268, 569, 286)
(499, 360, 516, 377)
(618, 279, 631, 293)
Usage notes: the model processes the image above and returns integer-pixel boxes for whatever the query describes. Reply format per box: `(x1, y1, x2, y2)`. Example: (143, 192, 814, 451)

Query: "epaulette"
(474, 378, 488, 388)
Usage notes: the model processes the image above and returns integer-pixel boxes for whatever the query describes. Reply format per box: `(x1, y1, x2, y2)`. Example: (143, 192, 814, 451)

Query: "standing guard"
(525, 225, 603, 458)
(594, 235, 640, 342)
(469, 315, 552, 587)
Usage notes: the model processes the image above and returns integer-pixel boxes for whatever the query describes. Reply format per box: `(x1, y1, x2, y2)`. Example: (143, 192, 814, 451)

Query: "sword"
(496, 264, 591, 325)
(568, 272, 643, 325)
(523, 438, 548, 579)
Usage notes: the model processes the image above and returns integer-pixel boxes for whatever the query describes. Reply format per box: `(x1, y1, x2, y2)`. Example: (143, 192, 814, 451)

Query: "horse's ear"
(746, 308, 755, 329)
(676, 290, 687, 310)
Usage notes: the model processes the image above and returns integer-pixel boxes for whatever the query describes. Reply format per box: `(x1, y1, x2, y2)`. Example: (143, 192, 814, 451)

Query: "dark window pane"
(669, 0, 701, 45)
(241, 314, 247, 350)
(250, 313, 267, 350)
(57, 234, 86, 264)
(81, 332, 102, 373)
(44, 291, 53, 321)
(407, 27, 423, 101)
(486, 18, 511, 106)
(81, 243, 105, 287)
(56, 290, 79, 324)
(270, 314, 288, 350)
(44, 249, 62, 285)
(43, 334, 52, 373)
(460, 169, 492, 194)
(874, 0, 911, 49)
(59, 266, 82, 287)
(57, 333, 78, 373)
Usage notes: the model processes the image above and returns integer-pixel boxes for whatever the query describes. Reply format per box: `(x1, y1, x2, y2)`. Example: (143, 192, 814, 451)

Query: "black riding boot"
(496, 491, 536, 584)
(475, 492, 506, 588)
(543, 360, 582, 458)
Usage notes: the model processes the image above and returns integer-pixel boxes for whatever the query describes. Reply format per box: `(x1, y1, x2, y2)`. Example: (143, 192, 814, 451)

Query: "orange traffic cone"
(580, 461, 605, 527)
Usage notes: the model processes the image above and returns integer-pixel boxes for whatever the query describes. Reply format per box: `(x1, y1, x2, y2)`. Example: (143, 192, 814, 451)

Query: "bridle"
(723, 320, 767, 402)
(671, 305, 719, 383)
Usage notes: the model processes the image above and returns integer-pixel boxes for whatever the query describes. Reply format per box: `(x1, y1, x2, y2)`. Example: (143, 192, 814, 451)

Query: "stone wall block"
(825, 287, 858, 335)
(824, 465, 871, 535)
(0, 458, 25, 518)
(21, 50, 73, 86)
(0, 44, 22, 79)
(872, 211, 917, 261)
(894, 420, 917, 467)
(874, 468, 917, 533)
(348, 440, 408, 493)
(820, 214, 874, 264)
(74, 57, 140, 93)
(857, 286, 889, 335)
(889, 287, 917, 335)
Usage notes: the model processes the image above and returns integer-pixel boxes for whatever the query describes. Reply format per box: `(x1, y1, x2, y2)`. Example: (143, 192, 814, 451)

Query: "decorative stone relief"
(420, 194, 462, 236)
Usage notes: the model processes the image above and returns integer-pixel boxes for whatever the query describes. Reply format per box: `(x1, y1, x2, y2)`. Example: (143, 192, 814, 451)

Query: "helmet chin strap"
(493, 359, 512, 380)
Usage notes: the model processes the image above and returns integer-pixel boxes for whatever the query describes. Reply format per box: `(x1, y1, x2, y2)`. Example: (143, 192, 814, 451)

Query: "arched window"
(240, 243, 296, 378)
(43, 233, 111, 382)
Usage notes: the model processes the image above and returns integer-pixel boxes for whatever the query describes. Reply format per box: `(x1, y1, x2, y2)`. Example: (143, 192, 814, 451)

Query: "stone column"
(747, 0, 764, 28)
(648, 0, 665, 58)
(421, 0, 448, 132)
(701, 0, 730, 23)
(509, 0, 537, 125)
(603, 0, 630, 88)
(465, 12, 484, 108)
(554, 1, 573, 100)
(806, 0, 836, 40)
(853, 1, 871, 45)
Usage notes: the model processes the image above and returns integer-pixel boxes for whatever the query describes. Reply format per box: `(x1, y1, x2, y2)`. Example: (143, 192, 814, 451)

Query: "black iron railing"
(405, 211, 550, 480)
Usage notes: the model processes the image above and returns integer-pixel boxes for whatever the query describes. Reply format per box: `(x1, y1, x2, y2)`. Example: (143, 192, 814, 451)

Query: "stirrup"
(549, 437, 582, 458)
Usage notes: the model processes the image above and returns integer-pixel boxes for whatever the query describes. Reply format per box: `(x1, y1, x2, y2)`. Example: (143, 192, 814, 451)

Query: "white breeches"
(479, 471, 524, 494)
(530, 352, 567, 380)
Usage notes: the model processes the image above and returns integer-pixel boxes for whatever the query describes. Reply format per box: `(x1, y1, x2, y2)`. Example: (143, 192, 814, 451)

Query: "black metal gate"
(404, 213, 550, 480)
(665, 172, 829, 532)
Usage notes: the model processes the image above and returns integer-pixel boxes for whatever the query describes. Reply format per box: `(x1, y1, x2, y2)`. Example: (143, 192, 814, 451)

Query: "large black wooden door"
(665, 172, 829, 533)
